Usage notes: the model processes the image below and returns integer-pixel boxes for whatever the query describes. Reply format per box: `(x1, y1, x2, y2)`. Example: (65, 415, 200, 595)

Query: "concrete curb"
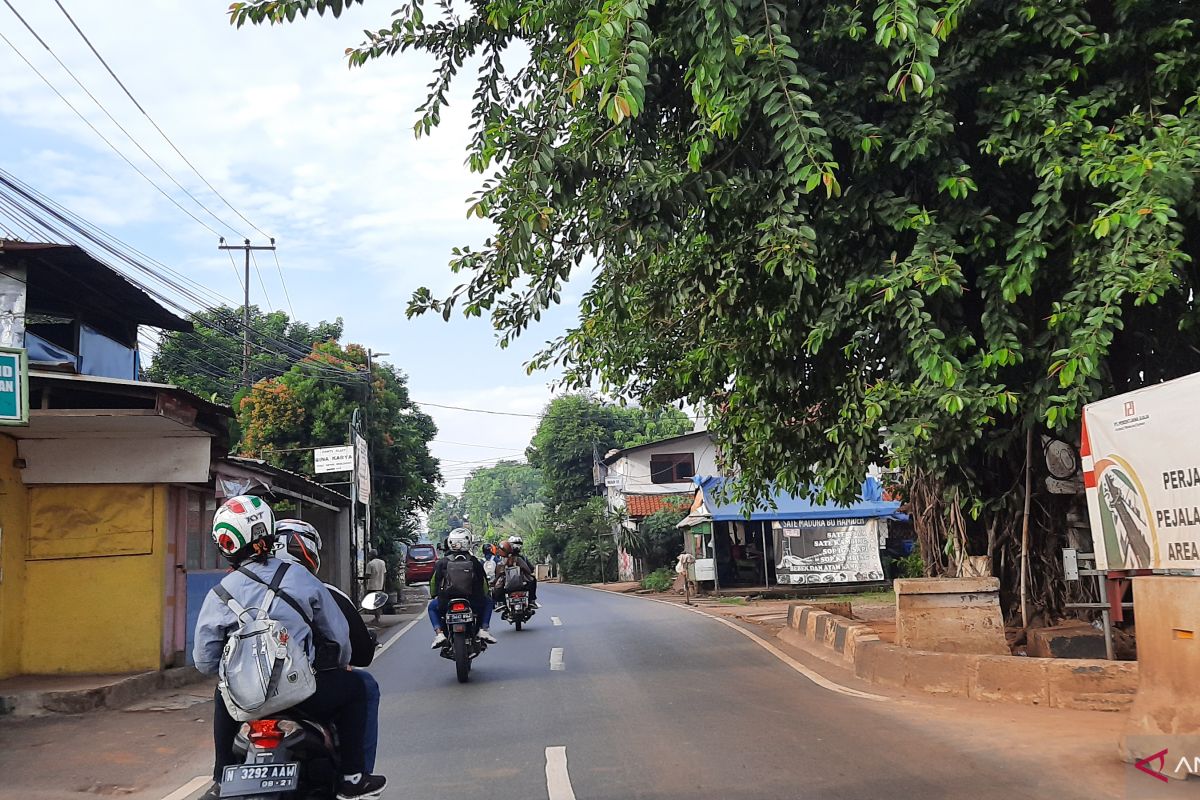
(781, 604, 1138, 712)
(1, 666, 208, 719)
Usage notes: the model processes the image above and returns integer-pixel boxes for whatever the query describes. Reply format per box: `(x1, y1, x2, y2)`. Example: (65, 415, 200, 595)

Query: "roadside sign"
(314, 444, 353, 474)
(1083, 371, 1200, 571)
(0, 347, 28, 426)
(354, 433, 370, 502)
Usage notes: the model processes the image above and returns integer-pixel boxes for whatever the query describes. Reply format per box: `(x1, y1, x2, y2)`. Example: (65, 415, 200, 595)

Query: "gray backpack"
(212, 563, 317, 722)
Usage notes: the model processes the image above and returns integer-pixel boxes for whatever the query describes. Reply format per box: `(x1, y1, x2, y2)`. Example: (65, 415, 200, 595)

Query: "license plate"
(509, 598, 527, 609)
(221, 762, 299, 797)
(445, 611, 474, 624)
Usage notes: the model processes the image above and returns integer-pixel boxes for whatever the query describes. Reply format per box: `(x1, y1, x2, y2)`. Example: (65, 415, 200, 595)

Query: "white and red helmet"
(211, 495, 275, 562)
(275, 518, 323, 573)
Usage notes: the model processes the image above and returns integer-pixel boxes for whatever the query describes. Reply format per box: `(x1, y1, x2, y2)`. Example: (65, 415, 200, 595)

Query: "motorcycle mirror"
(360, 591, 388, 612)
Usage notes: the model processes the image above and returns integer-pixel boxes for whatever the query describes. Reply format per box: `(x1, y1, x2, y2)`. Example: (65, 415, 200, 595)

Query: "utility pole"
(217, 237, 276, 389)
(364, 349, 388, 553)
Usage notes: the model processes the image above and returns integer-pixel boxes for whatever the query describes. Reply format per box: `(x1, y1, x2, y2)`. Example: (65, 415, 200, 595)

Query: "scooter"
(436, 597, 488, 683)
(217, 592, 389, 799)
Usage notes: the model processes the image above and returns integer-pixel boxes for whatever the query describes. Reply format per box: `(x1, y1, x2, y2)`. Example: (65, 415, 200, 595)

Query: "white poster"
(314, 445, 353, 474)
(771, 518, 884, 585)
(1083, 372, 1200, 571)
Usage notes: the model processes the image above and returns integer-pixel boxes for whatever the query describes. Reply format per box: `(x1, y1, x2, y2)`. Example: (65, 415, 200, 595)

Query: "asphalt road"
(368, 584, 1114, 800)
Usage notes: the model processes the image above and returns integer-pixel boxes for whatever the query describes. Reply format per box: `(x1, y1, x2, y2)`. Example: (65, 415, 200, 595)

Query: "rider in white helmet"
(498, 535, 540, 608)
(427, 528, 497, 648)
(193, 497, 387, 800)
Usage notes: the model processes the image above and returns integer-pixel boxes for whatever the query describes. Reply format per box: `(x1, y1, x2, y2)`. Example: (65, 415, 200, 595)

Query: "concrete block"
(1049, 660, 1138, 712)
(895, 577, 1008, 655)
(103, 671, 161, 710)
(39, 686, 107, 714)
(1122, 577, 1200, 777)
(1028, 623, 1108, 660)
(972, 656, 1050, 706)
(899, 650, 973, 697)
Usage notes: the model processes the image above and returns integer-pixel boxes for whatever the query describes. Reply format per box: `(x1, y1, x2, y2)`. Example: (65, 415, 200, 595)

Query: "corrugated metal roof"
(695, 476, 903, 521)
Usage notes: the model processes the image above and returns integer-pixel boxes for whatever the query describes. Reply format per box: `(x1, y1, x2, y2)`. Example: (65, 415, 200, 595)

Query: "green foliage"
(461, 461, 543, 536)
(638, 500, 689, 573)
(237, 340, 440, 545)
(640, 567, 675, 592)
(146, 305, 342, 403)
(426, 494, 464, 540)
(228, 0, 1200, 605)
(497, 502, 546, 557)
(897, 552, 926, 579)
(543, 497, 620, 583)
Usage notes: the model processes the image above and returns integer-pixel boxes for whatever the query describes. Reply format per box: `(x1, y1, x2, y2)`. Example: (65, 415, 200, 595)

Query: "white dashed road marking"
(551, 616, 563, 626)
(545, 746, 578, 800)
(158, 775, 209, 800)
(550, 647, 565, 671)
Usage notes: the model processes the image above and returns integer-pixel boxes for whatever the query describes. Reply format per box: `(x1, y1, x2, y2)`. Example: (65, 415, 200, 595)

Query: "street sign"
(604, 474, 623, 488)
(0, 347, 28, 426)
(314, 444, 353, 474)
(354, 433, 371, 502)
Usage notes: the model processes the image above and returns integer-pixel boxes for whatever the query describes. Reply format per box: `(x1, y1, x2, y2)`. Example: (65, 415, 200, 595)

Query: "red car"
(405, 543, 438, 585)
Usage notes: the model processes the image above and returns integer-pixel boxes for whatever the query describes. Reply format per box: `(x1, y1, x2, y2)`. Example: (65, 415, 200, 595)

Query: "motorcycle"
(217, 591, 389, 799)
(437, 597, 488, 683)
(498, 589, 535, 631)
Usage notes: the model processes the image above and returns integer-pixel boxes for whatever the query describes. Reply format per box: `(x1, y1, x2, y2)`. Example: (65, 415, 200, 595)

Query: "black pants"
(212, 669, 368, 781)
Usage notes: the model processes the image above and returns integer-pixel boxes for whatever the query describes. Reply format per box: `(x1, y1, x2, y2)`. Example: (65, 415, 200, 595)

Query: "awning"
(694, 476, 904, 522)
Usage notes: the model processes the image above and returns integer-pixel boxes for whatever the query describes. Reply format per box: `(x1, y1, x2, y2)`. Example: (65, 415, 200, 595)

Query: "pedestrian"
(364, 549, 387, 622)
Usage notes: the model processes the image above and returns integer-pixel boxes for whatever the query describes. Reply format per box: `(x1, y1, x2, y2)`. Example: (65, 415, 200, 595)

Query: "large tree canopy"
(461, 460, 544, 535)
(238, 340, 441, 546)
(230, 1, 1200, 613)
(147, 304, 342, 403)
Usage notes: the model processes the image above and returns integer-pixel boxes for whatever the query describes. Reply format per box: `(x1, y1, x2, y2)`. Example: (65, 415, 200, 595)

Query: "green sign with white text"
(0, 347, 29, 426)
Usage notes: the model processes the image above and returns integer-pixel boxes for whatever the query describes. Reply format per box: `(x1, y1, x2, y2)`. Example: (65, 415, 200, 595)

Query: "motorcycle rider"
(502, 535, 541, 608)
(275, 520, 382, 774)
(428, 527, 497, 648)
(192, 496, 387, 800)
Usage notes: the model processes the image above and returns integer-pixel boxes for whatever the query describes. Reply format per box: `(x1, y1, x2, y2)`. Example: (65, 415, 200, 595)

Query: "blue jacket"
(192, 557, 351, 675)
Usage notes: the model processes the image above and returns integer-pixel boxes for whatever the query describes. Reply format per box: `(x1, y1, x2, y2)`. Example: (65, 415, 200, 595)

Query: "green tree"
(238, 340, 440, 551)
(497, 502, 546, 557)
(639, 499, 691, 573)
(229, 0, 1200, 615)
(147, 305, 342, 403)
(461, 460, 544, 536)
(426, 493, 465, 540)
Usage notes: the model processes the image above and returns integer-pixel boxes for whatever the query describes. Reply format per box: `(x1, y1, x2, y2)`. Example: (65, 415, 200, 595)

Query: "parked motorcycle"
(437, 597, 488, 683)
(217, 591, 389, 799)
(498, 589, 535, 631)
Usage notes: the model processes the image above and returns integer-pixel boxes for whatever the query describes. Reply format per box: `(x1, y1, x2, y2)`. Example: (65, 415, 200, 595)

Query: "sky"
(0, 0, 583, 494)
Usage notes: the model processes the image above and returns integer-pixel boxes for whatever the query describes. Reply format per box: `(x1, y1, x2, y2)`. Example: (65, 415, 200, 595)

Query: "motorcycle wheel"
(515, 618, 523, 631)
(453, 632, 470, 683)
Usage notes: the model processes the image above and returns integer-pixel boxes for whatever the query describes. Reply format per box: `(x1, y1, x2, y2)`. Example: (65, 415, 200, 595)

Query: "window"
(650, 453, 696, 484)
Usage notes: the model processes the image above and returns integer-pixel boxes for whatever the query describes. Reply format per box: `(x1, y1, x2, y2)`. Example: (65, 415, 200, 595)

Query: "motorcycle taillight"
(449, 600, 469, 612)
(247, 719, 285, 749)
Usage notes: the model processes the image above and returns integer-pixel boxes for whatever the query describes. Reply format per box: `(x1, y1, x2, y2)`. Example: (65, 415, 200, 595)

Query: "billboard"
(314, 444, 353, 474)
(771, 517, 884, 585)
(1083, 372, 1200, 571)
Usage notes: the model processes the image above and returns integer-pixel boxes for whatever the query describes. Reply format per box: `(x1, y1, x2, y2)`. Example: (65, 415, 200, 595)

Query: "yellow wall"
(20, 484, 167, 674)
(0, 434, 29, 679)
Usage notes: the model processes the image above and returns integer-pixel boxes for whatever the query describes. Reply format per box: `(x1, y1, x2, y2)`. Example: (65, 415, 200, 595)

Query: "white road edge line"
(550, 647, 565, 671)
(574, 585, 887, 702)
(375, 615, 423, 657)
(551, 616, 563, 626)
(158, 775, 210, 800)
(545, 746, 578, 800)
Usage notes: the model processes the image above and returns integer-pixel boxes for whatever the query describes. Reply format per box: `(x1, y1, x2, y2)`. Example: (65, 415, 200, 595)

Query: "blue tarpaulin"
(695, 476, 904, 522)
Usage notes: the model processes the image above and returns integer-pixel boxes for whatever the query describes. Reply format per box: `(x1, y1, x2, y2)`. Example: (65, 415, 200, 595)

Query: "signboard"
(0, 347, 28, 426)
(1083, 372, 1200, 571)
(314, 444, 353, 474)
(771, 517, 885, 585)
(354, 433, 371, 502)
(604, 474, 623, 488)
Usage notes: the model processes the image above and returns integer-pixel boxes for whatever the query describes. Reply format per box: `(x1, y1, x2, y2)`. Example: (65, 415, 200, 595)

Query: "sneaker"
(431, 631, 447, 649)
(531, 600, 542, 609)
(337, 774, 387, 800)
(198, 784, 222, 800)
(478, 629, 498, 644)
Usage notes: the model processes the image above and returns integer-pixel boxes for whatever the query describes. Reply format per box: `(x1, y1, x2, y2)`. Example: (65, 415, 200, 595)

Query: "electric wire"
(50, 0, 271, 239)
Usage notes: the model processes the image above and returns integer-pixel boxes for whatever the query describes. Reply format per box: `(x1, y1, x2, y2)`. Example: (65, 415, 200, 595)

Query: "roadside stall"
(678, 476, 902, 591)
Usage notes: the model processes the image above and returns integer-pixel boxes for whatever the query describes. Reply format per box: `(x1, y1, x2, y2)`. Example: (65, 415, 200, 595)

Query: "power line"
(431, 439, 529, 451)
(0, 0, 240, 238)
(50, 0, 271, 239)
(415, 400, 543, 418)
(272, 249, 297, 320)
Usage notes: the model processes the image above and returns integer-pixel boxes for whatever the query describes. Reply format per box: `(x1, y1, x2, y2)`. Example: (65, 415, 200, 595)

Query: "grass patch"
(640, 568, 674, 592)
(806, 590, 896, 604)
(718, 596, 748, 605)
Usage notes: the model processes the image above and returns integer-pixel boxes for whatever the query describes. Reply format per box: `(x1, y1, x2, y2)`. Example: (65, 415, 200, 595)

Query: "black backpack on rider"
(443, 554, 477, 598)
